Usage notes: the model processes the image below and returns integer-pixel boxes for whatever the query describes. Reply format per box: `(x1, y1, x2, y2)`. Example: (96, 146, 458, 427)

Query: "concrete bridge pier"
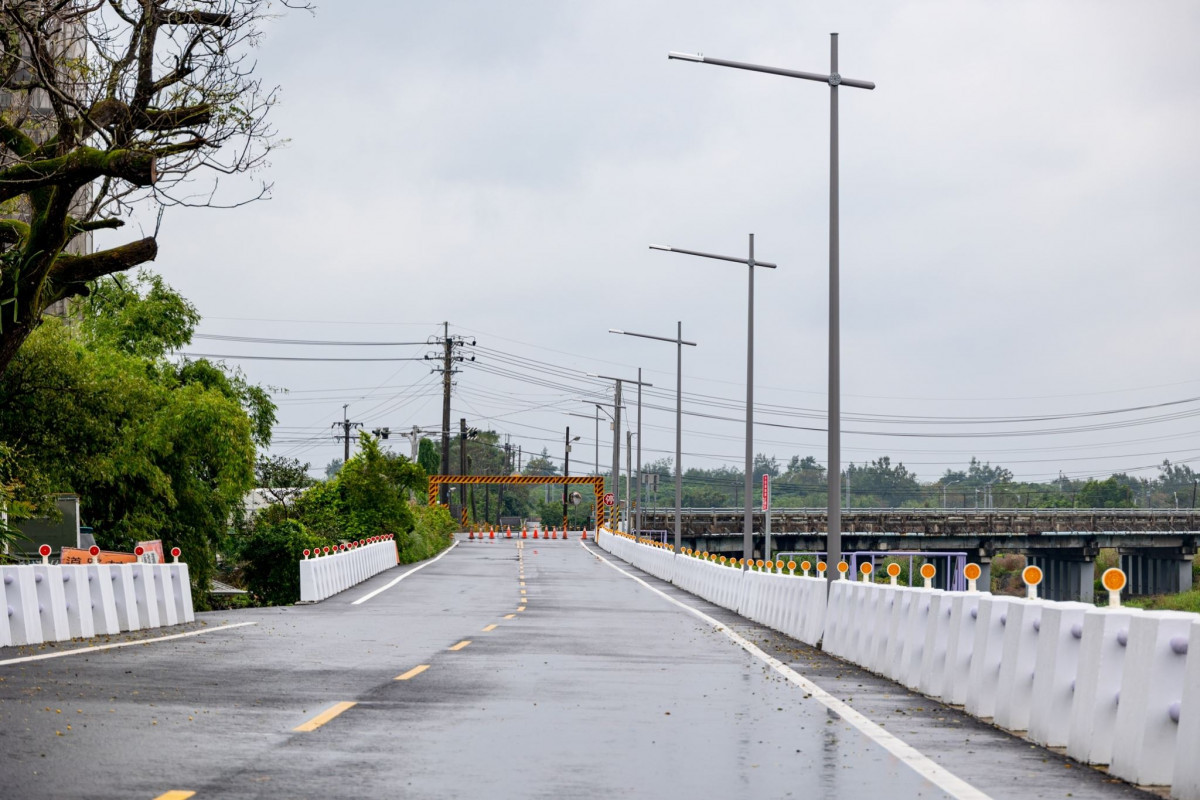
(1026, 553, 1096, 603)
(1119, 550, 1194, 596)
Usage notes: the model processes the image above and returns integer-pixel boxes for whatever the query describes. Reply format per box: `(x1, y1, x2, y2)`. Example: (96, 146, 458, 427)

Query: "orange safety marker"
(801, 560, 812, 577)
(886, 562, 902, 586)
(787, 560, 797, 575)
(860, 561, 874, 582)
(816, 561, 827, 577)
(836, 561, 850, 580)
(1101, 567, 1126, 607)
(506, 527, 513, 539)
(963, 562, 982, 593)
(1021, 564, 1044, 599)
(919, 562, 937, 589)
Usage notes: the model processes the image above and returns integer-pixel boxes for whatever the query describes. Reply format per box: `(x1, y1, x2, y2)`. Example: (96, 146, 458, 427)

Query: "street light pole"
(668, 35, 874, 578)
(608, 323, 697, 552)
(651, 237, 778, 566)
(589, 373, 653, 532)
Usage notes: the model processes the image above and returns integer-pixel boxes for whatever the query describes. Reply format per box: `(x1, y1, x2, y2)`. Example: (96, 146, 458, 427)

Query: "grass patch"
(1126, 589, 1200, 614)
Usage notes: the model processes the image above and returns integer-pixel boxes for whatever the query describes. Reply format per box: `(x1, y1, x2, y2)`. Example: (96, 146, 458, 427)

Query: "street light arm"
(668, 51, 875, 90)
(649, 244, 777, 269)
(609, 329, 697, 347)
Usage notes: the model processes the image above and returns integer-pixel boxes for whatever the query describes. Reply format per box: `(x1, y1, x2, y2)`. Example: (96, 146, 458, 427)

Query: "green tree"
(1077, 476, 1135, 508)
(255, 455, 314, 516)
(0, 0, 291, 372)
(240, 519, 330, 606)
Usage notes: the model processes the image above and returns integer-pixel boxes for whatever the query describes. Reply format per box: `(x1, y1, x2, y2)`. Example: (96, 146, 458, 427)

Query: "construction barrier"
(0, 557, 195, 647)
(299, 537, 399, 603)
(593, 528, 1200, 797)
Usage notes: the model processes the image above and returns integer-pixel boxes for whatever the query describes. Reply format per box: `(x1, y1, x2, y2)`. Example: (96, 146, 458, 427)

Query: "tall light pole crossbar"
(609, 325, 697, 552)
(669, 34, 874, 581)
(651, 235, 776, 568)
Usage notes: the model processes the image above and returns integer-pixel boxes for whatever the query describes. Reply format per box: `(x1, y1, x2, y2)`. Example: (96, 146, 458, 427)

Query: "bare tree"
(0, 0, 302, 371)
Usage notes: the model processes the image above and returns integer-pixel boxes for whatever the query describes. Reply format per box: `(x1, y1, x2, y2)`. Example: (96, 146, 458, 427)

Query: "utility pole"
(459, 418, 467, 515)
(563, 426, 570, 531)
(426, 323, 475, 505)
(331, 404, 362, 464)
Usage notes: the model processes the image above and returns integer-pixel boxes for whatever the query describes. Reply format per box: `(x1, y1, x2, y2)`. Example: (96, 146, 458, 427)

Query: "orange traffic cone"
(581, 529, 588, 540)
(506, 526, 512, 539)
(551, 527, 558, 540)
(489, 529, 495, 540)
(469, 531, 475, 540)
(533, 529, 539, 539)
(521, 528, 528, 539)
(562, 529, 569, 540)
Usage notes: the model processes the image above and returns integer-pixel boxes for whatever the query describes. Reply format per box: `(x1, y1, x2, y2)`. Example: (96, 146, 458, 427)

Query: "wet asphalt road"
(0, 537, 1158, 800)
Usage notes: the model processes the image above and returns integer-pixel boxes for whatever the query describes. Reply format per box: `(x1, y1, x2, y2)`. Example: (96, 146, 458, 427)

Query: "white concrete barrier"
(943, 591, 988, 705)
(1067, 607, 1134, 766)
(918, 590, 955, 699)
(1027, 601, 1092, 747)
(1172, 619, 1200, 800)
(0, 558, 197, 647)
(299, 537, 399, 603)
(993, 598, 1049, 732)
(966, 595, 1015, 719)
(1110, 611, 1195, 786)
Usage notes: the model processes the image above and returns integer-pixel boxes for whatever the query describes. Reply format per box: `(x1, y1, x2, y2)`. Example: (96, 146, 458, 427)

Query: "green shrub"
(399, 505, 455, 564)
(240, 519, 331, 605)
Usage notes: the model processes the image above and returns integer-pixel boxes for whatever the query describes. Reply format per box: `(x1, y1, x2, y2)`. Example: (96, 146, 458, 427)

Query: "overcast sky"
(102, 1, 1200, 489)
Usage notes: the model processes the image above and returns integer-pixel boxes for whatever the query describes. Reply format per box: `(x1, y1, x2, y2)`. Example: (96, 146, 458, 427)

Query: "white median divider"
(1, 544, 195, 648)
(298, 535, 399, 603)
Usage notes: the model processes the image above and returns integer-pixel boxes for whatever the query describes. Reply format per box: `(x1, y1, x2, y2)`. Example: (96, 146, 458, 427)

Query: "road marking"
(154, 792, 196, 800)
(294, 701, 357, 732)
(582, 541, 994, 800)
(0, 622, 257, 667)
(520, 589, 526, 595)
(504, 614, 516, 619)
(351, 542, 459, 605)
(482, 624, 498, 632)
(395, 664, 430, 681)
(448, 640, 471, 651)
(517, 606, 525, 612)
(520, 581, 525, 586)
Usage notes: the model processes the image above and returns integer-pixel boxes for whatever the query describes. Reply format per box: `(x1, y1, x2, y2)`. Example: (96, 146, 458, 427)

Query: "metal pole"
(636, 367, 643, 537)
(611, 380, 622, 530)
(440, 322, 452, 505)
(826, 33, 842, 579)
(562, 426, 570, 530)
(625, 430, 633, 531)
(676, 319, 686, 551)
(744, 233, 755, 566)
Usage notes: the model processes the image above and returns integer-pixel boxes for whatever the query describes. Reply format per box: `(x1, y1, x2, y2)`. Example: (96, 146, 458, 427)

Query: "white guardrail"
(595, 528, 1200, 799)
(1, 549, 195, 647)
(299, 536, 398, 603)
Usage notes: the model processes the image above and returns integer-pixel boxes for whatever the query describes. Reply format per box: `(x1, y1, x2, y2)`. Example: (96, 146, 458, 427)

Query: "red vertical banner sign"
(762, 474, 770, 511)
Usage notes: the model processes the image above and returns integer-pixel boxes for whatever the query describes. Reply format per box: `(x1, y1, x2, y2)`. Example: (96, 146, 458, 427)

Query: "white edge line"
(580, 539, 994, 800)
(351, 540, 458, 605)
(0, 621, 257, 667)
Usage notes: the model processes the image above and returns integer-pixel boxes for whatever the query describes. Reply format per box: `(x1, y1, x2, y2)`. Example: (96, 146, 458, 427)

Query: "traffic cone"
(581, 529, 588, 540)
(489, 529, 495, 540)
(562, 529, 569, 540)
(521, 528, 527, 539)
(506, 526, 512, 539)
(533, 529, 539, 539)
(551, 527, 558, 540)
(469, 531, 475, 540)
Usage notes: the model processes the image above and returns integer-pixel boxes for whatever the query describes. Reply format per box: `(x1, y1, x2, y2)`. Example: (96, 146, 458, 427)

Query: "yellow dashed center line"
(520, 581, 526, 586)
(395, 664, 430, 681)
(482, 624, 498, 632)
(517, 606, 526, 612)
(294, 701, 357, 732)
(504, 614, 516, 619)
(520, 589, 526, 595)
(449, 640, 472, 651)
(154, 792, 196, 800)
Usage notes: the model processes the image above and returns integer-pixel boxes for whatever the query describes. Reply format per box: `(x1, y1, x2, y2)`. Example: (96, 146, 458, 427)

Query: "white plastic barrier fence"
(299, 536, 398, 603)
(1173, 619, 1200, 800)
(1, 555, 194, 648)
